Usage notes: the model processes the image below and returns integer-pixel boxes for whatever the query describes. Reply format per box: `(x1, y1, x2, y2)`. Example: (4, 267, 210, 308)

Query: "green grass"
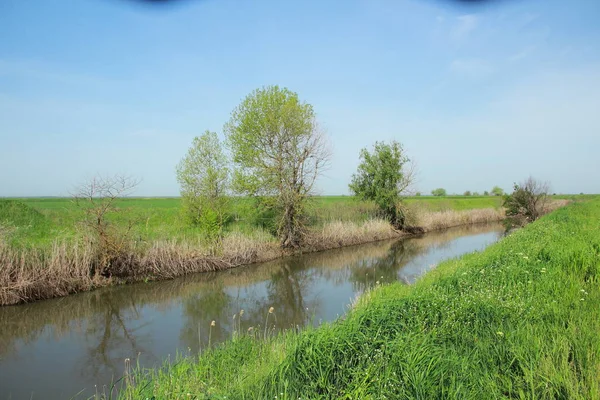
(405, 195, 503, 211)
(0, 195, 512, 248)
(120, 199, 600, 399)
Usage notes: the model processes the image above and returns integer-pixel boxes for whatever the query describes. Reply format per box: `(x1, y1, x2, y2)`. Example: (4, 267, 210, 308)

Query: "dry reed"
(0, 202, 570, 306)
(309, 219, 399, 250)
(410, 208, 505, 232)
(542, 199, 570, 214)
(0, 240, 103, 306)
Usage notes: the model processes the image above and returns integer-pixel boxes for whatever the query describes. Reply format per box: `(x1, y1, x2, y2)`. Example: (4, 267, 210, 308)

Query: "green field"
(120, 199, 600, 399)
(1, 196, 506, 248)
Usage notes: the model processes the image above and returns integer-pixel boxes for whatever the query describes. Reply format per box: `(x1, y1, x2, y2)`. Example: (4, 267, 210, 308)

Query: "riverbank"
(1, 206, 508, 306)
(119, 199, 599, 399)
(0, 223, 506, 399)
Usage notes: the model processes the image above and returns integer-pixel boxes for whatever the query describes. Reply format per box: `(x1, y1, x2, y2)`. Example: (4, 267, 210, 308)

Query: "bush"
(176, 131, 230, 235)
(349, 140, 415, 228)
(503, 177, 550, 223)
(72, 175, 140, 278)
(491, 186, 504, 196)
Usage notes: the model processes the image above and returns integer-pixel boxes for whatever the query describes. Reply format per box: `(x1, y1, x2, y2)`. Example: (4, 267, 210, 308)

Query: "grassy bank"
(0, 197, 569, 306)
(120, 199, 600, 399)
(1, 196, 506, 247)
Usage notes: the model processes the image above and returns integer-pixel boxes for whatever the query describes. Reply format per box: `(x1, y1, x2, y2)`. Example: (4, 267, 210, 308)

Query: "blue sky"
(1, 0, 599, 196)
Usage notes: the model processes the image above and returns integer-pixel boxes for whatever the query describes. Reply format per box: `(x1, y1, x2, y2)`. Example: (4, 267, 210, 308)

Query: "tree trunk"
(281, 202, 301, 248)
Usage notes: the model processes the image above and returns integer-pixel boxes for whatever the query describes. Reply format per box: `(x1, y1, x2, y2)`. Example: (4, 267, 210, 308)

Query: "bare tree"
(72, 175, 140, 277)
(504, 176, 550, 222)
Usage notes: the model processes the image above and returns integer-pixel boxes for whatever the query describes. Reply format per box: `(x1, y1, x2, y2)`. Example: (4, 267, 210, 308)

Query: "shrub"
(349, 140, 415, 229)
(503, 177, 550, 223)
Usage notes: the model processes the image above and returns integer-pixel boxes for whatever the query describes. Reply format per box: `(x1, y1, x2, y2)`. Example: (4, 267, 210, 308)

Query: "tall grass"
(0, 220, 394, 305)
(0, 240, 101, 305)
(120, 199, 600, 399)
(408, 207, 505, 231)
(310, 218, 396, 248)
(0, 198, 570, 306)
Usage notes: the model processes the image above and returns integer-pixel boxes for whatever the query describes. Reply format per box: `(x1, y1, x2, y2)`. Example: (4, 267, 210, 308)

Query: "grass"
(1, 195, 506, 247)
(0, 196, 573, 305)
(405, 195, 504, 211)
(119, 199, 600, 400)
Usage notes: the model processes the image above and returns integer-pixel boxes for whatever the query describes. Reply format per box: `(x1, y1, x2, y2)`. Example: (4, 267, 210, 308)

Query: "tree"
(72, 175, 140, 277)
(225, 86, 330, 248)
(176, 131, 229, 236)
(431, 188, 446, 196)
(483, 190, 490, 196)
(491, 186, 504, 196)
(349, 140, 415, 228)
(473, 192, 480, 196)
(463, 191, 472, 196)
(503, 177, 550, 222)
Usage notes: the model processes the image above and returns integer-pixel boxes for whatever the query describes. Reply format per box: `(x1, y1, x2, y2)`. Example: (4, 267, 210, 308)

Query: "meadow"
(119, 198, 600, 399)
(2, 196, 504, 247)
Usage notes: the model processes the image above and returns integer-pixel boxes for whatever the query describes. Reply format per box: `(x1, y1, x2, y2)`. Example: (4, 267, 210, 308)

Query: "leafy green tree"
(473, 191, 480, 196)
(431, 188, 446, 196)
(491, 186, 504, 196)
(176, 131, 229, 236)
(483, 190, 490, 196)
(463, 191, 472, 196)
(349, 140, 415, 228)
(225, 86, 330, 248)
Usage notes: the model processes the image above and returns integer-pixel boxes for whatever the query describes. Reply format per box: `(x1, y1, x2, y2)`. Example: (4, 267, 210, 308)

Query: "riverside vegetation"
(0, 86, 573, 307)
(0, 195, 524, 306)
(0, 86, 572, 305)
(3, 84, 557, 306)
(119, 198, 600, 400)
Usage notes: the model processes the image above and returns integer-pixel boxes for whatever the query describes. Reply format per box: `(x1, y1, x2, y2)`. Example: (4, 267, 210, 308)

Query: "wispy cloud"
(450, 58, 494, 78)
(520, 13, 540, 28)
(451, 14, 479, 42)
(508, 46, 535, 63)
(0, 58, 113, 88)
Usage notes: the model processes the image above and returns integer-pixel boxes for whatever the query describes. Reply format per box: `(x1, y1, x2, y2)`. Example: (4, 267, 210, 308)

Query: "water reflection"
(0, 223, 503, 400)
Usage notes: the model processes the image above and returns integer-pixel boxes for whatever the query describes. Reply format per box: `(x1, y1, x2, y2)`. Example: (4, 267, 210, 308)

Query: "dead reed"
(0, 240, 102, 306)
(0, 202, 569, 306)
(409, 207, 505, 232)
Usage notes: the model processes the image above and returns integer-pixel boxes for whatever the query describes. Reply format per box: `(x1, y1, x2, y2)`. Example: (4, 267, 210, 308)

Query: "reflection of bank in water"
(0, 223, 504, 356)
(0, 223, 503, 400)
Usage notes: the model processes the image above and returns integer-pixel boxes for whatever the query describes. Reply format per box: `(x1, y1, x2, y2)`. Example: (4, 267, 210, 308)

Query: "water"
(0, 223, 504, 399)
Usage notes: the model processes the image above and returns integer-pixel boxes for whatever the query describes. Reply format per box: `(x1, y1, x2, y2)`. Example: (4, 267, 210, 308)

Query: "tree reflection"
(77, 290, 152, 382)
(348, 239, 424, 291)
(178, 260, 321, 351)
(265, 261, 315, 329)
(179, 283, 232, 352)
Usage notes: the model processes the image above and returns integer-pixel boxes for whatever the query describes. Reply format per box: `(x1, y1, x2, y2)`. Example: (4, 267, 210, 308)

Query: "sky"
(1, 0, 599, 196)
